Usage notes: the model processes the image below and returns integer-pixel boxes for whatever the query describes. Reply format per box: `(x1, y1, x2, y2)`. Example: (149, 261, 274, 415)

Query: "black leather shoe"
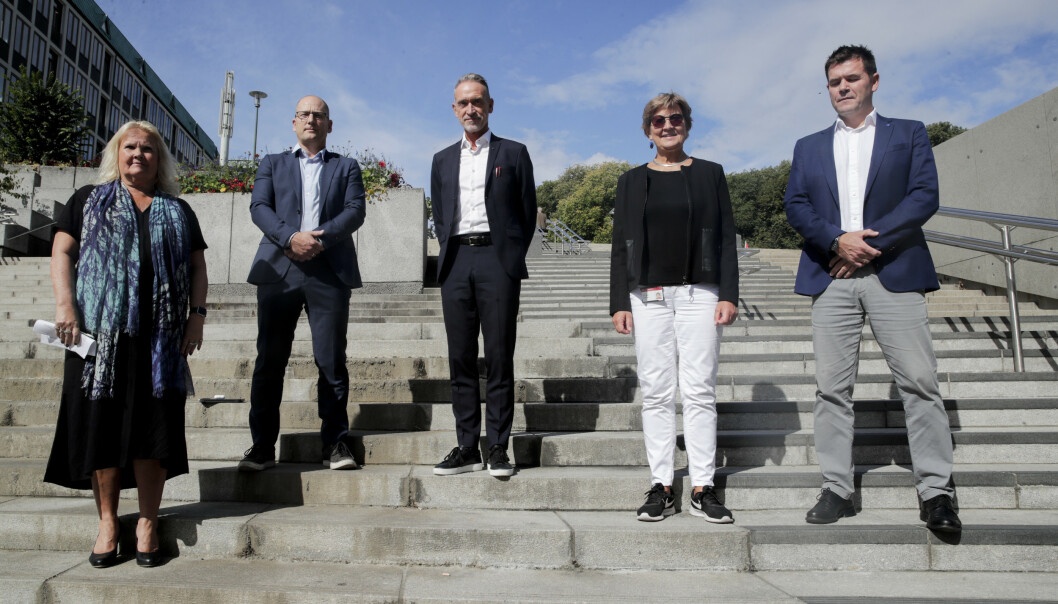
(920, 494, 962, 533)
(805, 488, 856, 524)
(136, 549, 162, 568)
(88, 546, 118, 568)
(89, 525, 120, 568)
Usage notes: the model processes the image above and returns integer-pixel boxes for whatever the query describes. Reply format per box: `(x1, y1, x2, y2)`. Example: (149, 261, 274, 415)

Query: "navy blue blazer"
(247, 150, 366, 288)
(430, 134, 537, 283)
(784, 114, 940, 296)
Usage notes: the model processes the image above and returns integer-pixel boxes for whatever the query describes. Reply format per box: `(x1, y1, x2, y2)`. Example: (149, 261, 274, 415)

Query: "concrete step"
(6, 425, 1055, 467)
(1, 497, 1055, 572)
(4, 370, 1058, 403)
(5, 397, 1056, 434)
(4, 457, 1055, 512)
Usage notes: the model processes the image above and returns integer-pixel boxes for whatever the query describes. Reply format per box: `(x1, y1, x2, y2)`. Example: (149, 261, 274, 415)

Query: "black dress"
(43, 185, 207, 490)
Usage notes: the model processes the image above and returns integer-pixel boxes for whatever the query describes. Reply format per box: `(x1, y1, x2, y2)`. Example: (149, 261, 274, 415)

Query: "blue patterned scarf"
(77, 180, 191, 400)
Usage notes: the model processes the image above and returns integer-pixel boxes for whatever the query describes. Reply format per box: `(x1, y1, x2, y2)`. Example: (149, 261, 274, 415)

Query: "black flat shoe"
(136, 549, 162, 568)
(89, 526, 120, 568)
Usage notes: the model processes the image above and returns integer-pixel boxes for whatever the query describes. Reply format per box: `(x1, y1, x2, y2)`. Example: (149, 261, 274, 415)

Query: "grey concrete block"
(247, 506, 572, 567)
(0, 550, 83, 604)
(559, 511, 749, 570)
(35, 166, 76, 189)
(356, 188, 425, 287)
(42, 557, 405, 603)
(184, 192, 235, 285)
(72, 167, 100, 188)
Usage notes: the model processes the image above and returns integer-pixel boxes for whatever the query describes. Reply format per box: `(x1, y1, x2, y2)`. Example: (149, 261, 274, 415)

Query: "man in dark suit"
(238, 95, 366, 472)
(784, 46, 960, 532)
(430, 73, 537, 477)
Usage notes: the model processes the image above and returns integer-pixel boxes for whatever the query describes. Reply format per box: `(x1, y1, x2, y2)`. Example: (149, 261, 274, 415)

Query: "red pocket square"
(494, 166, 502, 178)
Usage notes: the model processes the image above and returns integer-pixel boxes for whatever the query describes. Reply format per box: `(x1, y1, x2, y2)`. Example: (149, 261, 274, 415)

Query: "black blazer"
(609, 159, 739, 315)
(430, 134, 537, 283)
(247, 150, 366, 288)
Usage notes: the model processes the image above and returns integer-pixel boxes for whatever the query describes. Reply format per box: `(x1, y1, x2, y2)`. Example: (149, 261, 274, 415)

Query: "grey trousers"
(811, 267, 954, 502)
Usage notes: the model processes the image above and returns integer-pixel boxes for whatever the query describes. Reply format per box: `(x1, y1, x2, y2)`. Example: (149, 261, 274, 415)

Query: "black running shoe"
(433, 446, 484, 476)
(636, 483, 674, 521)
(237, 445, 275, 472)
(487, 444, 514, 477)
(324, 440, 359, 470)
(690, 486, 734, 523)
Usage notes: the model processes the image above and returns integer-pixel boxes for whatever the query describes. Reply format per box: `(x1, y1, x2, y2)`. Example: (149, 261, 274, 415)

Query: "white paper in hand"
(32, 320, 97, 358)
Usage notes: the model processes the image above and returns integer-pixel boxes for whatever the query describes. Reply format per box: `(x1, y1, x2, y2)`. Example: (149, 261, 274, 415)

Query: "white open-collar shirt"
(833, 109, 876, 232)
(455, 130, 491, 235)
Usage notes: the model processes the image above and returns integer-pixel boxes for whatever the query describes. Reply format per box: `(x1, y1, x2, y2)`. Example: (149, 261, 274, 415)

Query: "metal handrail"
(924, 206, 1058, 372)
(541, 219, 591, 255)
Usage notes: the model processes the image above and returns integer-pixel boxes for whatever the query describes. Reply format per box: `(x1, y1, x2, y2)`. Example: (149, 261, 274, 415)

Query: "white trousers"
(629, 284, 723, 487)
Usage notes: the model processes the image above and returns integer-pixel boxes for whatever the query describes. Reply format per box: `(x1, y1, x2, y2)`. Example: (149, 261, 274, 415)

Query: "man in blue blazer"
(238, 95, 366, 473)
(784, 46, 960, 532)
(430, 74, 537, 478)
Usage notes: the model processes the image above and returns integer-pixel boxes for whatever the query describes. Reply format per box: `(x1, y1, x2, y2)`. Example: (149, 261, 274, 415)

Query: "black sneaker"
(690, 486, 734, 523)
(487, 445, 514, 477)
(636, 483, 675, 521)
(433, 446, 484, 476)
(323, 440, 358, 470)
(237, 445, 275, 472)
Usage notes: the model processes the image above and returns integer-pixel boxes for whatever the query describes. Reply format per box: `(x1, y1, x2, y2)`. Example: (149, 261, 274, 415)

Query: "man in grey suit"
(238, 95, 366, 473)
(784, 46, 960, 532)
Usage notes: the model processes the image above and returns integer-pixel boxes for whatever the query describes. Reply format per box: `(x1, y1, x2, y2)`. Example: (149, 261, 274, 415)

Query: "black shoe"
(323, 440, 359, 470)
(487, 445, 514, 477)
(88, 525, 120, 568)
(136, 549, 162, 568)
(237, 445, 275, 472)
(920, 494, 962, 533)
(690, 486, 734, 524)
(805, 488, 856, 524)
(636, 483, 675, 522)
(433, 446, 484, 475)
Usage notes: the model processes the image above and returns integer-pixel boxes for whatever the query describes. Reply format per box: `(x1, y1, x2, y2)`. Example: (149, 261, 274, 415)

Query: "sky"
(94, 0, 1058, 190)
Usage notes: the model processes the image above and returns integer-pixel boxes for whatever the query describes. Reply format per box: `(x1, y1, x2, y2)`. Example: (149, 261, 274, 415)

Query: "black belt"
(456, 233, 492, 246)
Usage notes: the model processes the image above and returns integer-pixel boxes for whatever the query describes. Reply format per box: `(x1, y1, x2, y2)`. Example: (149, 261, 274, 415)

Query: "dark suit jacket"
(784, 114, 940, 296)
(608, 159, 739, 315)
(430, 134, 537, 283)
(247, 150, 366, 288)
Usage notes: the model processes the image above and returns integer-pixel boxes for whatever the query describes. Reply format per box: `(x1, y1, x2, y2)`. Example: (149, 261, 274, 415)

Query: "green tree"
(541, 161, 631, 243)
(727, 161, 802, 249)
(926, 121, 967, 147)
(0, 66, 88, 165)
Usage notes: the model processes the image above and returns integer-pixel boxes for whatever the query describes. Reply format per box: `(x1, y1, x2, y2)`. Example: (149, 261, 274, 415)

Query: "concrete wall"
(1, 164, 427, 293)
(930, 87, 1058, 300)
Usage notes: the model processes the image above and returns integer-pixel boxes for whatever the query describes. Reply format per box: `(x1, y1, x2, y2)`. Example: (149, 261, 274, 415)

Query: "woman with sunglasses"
(609, 92, 739, 522)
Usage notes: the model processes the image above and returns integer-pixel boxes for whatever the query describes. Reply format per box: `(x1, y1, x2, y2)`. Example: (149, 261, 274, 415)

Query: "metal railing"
(924, 207, 1058, 372)
(539, 219, 591, 255)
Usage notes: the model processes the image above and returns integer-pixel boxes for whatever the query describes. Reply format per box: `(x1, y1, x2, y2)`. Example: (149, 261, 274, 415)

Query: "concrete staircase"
(1, 251, 1057, 602)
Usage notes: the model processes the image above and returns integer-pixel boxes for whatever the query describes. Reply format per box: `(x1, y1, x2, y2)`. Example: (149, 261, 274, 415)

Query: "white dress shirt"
(833, 110, 876, 232)
(297, 146, 326, 233)
(455, 130, 491, 235)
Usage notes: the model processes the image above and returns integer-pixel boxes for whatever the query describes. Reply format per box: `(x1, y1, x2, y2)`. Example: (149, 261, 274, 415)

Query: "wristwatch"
(190, 306, 208, 318)
(829, 236, 842, 252)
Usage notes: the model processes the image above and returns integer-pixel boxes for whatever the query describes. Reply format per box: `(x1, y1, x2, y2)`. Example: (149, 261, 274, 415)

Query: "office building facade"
(0, 0, 217, 165)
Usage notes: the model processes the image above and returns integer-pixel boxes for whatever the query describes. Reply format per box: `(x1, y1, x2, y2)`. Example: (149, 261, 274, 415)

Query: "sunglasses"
(651, 113, 684, 129)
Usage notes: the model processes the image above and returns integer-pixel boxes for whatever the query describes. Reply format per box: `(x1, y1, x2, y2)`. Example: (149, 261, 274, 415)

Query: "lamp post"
(248, 90, 268, 161)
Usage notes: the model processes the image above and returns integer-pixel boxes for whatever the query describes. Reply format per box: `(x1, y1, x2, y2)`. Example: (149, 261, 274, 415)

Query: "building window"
(76, 21, 88, 71)
(48, 0, 61, 45)
(33, 0, 49, 33)
(89, 35, 102, 83)
(30, 31, 46, 72)
(0, 4, 13, 62)
(11, 16, 30, 70)
(63, 10, 76, 59)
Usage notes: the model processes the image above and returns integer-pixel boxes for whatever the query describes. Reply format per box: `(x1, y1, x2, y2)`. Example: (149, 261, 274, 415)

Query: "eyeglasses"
(651, 113, 684, 129)
(295, 111, 329, 121)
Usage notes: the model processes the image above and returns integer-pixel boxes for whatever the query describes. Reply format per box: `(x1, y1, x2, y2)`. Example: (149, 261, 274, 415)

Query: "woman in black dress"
(45, 120, 208, 567)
